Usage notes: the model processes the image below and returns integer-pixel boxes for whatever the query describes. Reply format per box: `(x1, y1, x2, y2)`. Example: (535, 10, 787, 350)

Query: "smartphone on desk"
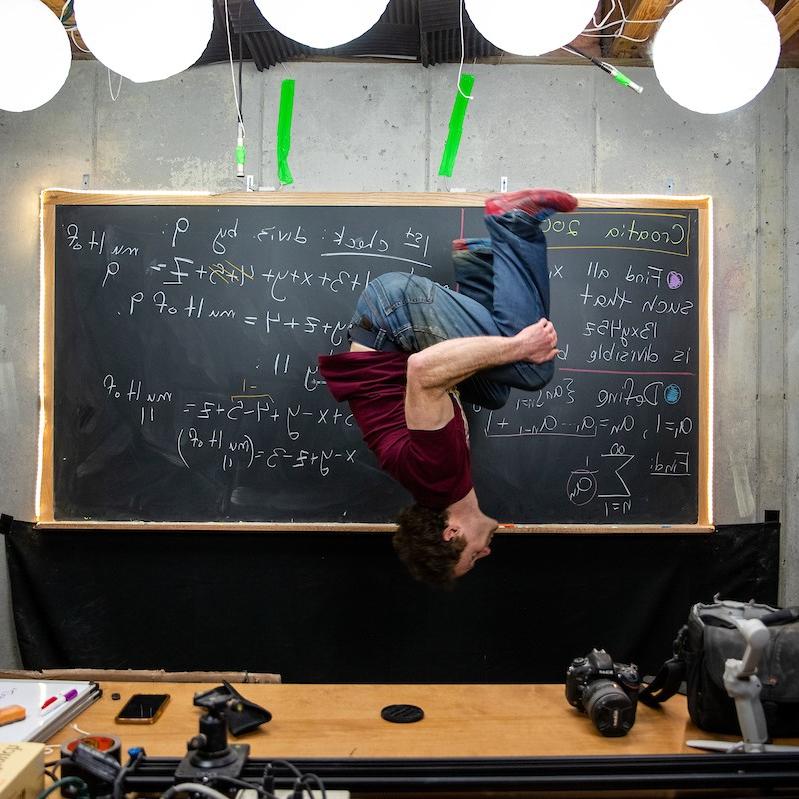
(114, 693, 170, 724)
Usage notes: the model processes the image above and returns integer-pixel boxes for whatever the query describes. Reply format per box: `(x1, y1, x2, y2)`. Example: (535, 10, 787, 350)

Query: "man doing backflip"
(318, 189, 578, 586)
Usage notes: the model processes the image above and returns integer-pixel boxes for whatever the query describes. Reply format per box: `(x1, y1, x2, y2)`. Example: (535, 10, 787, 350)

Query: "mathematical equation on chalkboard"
(52, 203, 702, 523)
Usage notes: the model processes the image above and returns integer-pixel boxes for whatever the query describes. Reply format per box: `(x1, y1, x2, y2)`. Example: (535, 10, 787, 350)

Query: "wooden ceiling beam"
(610, 0, 672, 58)
(777, 0, 799, 44)
(41, 0, 66, 15)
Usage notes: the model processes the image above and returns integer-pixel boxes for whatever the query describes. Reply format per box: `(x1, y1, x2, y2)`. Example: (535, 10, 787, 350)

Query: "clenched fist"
(514, 318, 559, 364)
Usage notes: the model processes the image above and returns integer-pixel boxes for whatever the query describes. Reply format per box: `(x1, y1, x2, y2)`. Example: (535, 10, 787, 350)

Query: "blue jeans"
(348, 212, 554, 409)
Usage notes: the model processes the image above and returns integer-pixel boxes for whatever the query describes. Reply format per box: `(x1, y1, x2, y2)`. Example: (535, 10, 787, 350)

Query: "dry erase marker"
(41, 694, 58, 710)
(41, 688, 78, 715)
(41, 689, 75, 710)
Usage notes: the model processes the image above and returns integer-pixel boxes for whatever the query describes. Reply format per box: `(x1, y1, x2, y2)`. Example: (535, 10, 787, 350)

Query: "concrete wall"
(0, 61, 796, 666)
(787, 71, 799, 612)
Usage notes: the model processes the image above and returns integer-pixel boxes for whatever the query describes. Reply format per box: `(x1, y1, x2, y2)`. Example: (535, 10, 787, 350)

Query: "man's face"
(452, 515, 498, 577)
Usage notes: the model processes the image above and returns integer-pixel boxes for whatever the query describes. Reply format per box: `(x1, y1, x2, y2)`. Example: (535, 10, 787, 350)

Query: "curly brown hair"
(392, 504, 466, 587)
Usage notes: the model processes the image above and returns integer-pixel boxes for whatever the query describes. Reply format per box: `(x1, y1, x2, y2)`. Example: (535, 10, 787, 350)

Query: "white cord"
(580, 31, 655, 41)
(70, 29, 91, 53)
(589, 0, 677, 28)
(457, 0, 474, 100)
(583, 0, 678, 41)
(71, 722, 92, 736)
(108, 68, 122, 102)
(593, 0, 616, 29)
(224, 0, 246, 138)
(165, 784, 228, 799)
(62, 1, 93, 53)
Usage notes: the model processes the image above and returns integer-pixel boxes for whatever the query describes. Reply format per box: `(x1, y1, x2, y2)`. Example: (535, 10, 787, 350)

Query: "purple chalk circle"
(567, 469, 598, 506)
(667, 271, 684, 290)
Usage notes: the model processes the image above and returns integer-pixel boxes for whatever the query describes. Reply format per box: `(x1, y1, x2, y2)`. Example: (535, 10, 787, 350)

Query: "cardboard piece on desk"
(0, 669, 281, 684)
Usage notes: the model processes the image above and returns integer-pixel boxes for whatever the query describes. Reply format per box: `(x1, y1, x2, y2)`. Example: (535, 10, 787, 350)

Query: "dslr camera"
(565, 649, 640, 737)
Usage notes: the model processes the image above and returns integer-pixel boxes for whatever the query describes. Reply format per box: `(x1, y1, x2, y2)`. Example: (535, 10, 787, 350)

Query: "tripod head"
(186, 689, 244, 768)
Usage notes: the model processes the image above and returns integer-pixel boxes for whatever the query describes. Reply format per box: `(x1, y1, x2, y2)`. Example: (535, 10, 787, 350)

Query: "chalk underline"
(320, 252, 433, 269)
(559, 368, 696, 376)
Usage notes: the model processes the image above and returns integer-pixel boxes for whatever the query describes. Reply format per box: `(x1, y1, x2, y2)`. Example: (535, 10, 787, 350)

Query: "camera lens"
(582, 679, 636, 737)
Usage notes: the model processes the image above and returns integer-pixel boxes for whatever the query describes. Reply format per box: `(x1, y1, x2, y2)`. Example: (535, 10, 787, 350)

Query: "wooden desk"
(46, 681, 799, 758)
(43, 683, 799, 796)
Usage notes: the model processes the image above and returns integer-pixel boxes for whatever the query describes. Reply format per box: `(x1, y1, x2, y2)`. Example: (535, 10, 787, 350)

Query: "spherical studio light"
(74, 0, 214, 83)
(0, 0, 71, 113)
(653, 0, 780, 114)
(253, 0, 390, 49)
(464, 0, 598, 57)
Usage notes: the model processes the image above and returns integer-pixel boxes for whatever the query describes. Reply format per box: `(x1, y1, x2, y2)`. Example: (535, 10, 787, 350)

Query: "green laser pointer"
(563, 44, 643, 94)
(606, 63, 644, 93)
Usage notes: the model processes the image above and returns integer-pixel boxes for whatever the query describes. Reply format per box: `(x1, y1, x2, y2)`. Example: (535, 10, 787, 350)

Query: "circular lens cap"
(380, 704, 424, 723)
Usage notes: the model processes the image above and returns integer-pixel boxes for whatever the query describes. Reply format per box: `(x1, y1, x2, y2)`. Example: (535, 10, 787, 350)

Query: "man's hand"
(404, 322, 558, 430)
(514, 318, 559, 364)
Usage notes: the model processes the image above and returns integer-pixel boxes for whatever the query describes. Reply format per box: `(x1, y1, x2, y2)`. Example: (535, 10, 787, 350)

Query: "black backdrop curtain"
(4, 519, 779, 683)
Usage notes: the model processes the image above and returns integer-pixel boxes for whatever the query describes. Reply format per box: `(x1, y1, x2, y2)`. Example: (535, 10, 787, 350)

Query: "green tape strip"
(438, 73, 475, 178)
(277, 79, 296, 186)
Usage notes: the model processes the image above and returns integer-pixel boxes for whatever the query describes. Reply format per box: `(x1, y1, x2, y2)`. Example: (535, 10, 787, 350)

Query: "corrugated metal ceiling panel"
(197, 0, 502, 70)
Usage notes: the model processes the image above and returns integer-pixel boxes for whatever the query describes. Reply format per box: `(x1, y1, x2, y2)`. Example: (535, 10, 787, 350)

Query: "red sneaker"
(485, 188, 578, 218)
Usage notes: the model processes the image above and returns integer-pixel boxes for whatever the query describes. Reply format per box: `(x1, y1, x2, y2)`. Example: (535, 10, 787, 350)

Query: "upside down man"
(318, 188, 578, 586)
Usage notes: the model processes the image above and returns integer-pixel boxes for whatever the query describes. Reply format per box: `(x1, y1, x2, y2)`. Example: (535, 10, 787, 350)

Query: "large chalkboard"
(40, 192, 711, 529)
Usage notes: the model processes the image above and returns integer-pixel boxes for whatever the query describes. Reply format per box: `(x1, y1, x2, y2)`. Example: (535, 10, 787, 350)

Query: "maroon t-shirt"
(317, 351, 473, 509)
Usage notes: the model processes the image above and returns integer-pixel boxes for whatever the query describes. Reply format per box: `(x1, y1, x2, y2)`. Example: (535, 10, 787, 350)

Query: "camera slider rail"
(68, 750, 799, 796)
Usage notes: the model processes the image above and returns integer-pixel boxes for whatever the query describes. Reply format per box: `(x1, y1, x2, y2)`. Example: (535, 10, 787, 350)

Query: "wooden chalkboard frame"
(37, 190, 713, 533)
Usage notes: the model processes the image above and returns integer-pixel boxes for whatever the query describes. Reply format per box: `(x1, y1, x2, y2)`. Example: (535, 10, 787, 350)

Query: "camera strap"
(639, 623, 689, 708)
(639, 657, 686, 707)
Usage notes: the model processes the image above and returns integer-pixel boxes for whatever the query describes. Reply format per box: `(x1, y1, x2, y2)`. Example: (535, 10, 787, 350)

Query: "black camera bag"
(640, 598, 799, 736)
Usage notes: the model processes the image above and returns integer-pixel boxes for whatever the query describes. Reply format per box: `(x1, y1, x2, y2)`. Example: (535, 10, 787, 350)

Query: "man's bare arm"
(404, 319, 558, 430)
